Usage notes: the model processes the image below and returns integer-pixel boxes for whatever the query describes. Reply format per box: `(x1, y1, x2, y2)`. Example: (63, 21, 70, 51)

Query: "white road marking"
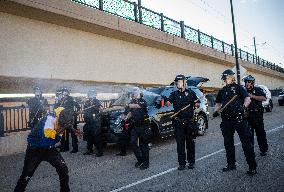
(110, 124, 284, 192)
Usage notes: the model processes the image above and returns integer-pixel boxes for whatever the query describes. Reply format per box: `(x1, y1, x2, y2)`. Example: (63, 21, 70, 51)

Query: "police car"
(100, 77, 209, 142)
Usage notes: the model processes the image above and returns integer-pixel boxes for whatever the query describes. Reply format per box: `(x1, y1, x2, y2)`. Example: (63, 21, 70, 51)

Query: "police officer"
(213, 69, 257, 176)
(59, 87, 81, 153)
(14, 107, 75, 192)
(54, 88, 63, 109)
(83, 90, 104, 156)
(166, 75, 200, 170)
(116, 90, 144, 156)
(243, 75, 268, 156)
(26, 86, 48, 128)
(122, 88, 150, 170)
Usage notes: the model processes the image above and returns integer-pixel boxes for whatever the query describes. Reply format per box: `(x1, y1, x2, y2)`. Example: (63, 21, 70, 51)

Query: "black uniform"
(83, 98, 103, 155)
(216, 83, 257, 170)
(116, 116, 131, 156)
(26, 96, 48, 128)
(60, 95, 81, 152)
(168, 88, 199, 167)
(246, 86, 268, 153)
(127, 98, 150, 168)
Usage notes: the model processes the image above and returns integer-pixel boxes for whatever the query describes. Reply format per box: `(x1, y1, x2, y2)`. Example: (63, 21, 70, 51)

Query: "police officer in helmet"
(59, 87, 81, 153)
(122, 88, 150, 170)
(26, 86, 48, 128)
(243, 75, 268, 156)
(166, 74, 200, 170)
(83, 89, 104, 156)
(213, 69, 257, 176)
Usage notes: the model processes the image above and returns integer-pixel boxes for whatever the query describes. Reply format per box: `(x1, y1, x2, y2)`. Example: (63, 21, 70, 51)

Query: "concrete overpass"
(0, 0, 283, 93)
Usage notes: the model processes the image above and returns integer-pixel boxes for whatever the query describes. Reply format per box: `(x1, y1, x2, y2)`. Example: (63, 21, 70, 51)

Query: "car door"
(155, 87, 175, 131)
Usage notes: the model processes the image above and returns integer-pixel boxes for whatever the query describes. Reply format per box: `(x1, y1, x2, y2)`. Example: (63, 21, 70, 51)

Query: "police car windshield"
(146, 87, 163, 95)
(112, 91, 159, 106)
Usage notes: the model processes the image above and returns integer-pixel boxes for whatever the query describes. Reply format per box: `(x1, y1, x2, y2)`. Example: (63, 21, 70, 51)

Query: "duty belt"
(222, 113, 243, 121)
(248, 109, 263, 113)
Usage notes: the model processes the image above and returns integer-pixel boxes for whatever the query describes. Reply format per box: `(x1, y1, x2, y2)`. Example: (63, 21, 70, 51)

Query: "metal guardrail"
(71, 0, 284, 74)
(0, 100, 114, 135)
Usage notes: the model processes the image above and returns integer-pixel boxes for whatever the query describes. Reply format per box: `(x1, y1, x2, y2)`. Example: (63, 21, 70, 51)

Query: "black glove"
(213, 111, 219, 118)
(243, 106, 249, 118)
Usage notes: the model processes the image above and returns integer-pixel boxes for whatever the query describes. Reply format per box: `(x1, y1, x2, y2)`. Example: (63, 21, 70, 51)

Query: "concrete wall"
(0, 12, 283, 89)
(0, 0, 283, 90)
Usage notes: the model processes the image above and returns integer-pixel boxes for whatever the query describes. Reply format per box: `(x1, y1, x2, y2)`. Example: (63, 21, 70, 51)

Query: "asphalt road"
(0, 103, 283, 192)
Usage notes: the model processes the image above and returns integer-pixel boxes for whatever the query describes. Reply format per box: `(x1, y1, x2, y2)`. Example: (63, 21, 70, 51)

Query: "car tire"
(196, 114, 207, 136)
(266, 100, 273, 112)
(279, 101, 283, 106)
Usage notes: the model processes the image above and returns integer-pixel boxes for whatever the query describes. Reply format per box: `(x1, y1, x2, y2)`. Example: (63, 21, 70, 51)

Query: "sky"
(134, 0, 284, 68)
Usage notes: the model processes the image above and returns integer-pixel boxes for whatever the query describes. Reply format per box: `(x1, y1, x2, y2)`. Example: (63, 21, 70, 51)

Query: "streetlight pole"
(253, 36, 257, 57)
(230, 0, 241, 85)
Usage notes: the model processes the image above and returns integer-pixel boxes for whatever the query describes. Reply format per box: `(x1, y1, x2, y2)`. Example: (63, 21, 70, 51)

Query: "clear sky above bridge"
(137, 0, 284, 68)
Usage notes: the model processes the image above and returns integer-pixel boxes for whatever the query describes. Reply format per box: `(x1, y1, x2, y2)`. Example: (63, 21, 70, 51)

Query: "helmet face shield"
(34, 90, 42, 97)
(221, 69, 235, 85)
(132, 90, 141, 100)
(62, 91, 69, 97)
(33, 86, 42, 96)
(87, 90, 97, 98)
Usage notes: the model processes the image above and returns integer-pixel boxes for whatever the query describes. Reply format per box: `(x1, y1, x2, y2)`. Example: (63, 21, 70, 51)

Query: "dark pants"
(14, 146, 69, 192)
(173, 120, 195, 166)
(83, 119, 103, 154)
(221, 119, 257, 169)
(248, 113, 268, 153)
(117, 131, 130, 154)
(130, 126, 149, 165)
(60, 119, 78, 151)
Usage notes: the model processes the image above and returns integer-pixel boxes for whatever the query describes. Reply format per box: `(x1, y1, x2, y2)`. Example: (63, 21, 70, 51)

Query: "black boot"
(139, 162, 149, 170)
(95, 152, 103, 157)
(247, 168, 257, 176)
(135, 161, 144, 168)
(116, 152, 127, 156)
(222, 164, 236, 172)
(70, 148, 78, 153)
(60, 148, 69, 152)
(83, 150, 93, 155)
(188, 163, 195, 169)
(178, 165, 186, 171)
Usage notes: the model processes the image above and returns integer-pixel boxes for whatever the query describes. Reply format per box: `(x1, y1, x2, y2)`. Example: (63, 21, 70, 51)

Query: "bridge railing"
(71, 0, 284, 74)
(0, 100, 114, 136)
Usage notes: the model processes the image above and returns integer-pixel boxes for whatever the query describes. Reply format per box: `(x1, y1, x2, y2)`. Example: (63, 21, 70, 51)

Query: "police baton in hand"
(211, 95, 238, 120)
(170, 96, 203, 118)
(76, 104, 103, 115)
